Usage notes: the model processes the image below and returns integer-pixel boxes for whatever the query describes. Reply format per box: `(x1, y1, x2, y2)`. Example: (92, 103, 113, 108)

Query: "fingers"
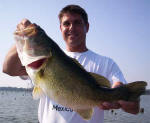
(21, 18, 31, 25)
(99, 102, 121, 110)
(99, 100, 140, 115)
(111, 81, 123, 88)
(118, 100, 138, 107)
(17, 18, 31, 31)
(118, 100, 140, 114)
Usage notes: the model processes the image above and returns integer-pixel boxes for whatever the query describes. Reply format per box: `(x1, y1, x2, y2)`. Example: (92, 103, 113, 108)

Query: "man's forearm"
(3, 45, 28, 76)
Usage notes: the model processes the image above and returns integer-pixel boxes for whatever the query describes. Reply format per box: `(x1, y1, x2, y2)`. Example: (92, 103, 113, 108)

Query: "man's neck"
(66, 46, 88, 53)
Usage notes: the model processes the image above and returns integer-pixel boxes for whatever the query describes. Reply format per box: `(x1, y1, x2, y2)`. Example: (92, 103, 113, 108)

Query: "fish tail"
(125, 81, 147, 101)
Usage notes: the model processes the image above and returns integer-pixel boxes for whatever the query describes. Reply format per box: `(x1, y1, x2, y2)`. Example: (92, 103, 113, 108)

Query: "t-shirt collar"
(64, 50, 89, 57)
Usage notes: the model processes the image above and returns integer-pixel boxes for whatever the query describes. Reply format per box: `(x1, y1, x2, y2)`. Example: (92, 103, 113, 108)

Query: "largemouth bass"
(14, 19, 148, 120)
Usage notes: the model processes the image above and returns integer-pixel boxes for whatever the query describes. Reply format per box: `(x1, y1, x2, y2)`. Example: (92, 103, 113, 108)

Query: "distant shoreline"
(0, 87, 33, 92)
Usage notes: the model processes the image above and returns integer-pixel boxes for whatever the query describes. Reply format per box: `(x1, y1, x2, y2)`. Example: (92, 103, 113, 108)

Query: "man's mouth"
(27, 58, 47, 69)
(68, 34, 78, 40)
(68, 32, 77, 37)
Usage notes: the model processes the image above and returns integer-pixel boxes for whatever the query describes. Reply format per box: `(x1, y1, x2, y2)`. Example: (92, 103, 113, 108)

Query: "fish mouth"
(27, 58, 47, 69)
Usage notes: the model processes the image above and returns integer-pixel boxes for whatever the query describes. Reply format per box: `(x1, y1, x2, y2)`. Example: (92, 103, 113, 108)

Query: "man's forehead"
(61, 13, 83, 22)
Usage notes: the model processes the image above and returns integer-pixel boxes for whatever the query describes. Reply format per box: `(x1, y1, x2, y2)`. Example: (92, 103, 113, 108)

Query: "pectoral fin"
(89, 72, 111, 88)
(32, 86, 44, 100)
(76, 108, 94, 120)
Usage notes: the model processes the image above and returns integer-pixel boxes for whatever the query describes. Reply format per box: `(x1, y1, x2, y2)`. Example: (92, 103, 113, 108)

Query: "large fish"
(14, 19, 148, 120)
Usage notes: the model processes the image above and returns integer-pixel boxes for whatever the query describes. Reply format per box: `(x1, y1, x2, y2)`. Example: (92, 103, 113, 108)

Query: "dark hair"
(58, 4, 88, 24)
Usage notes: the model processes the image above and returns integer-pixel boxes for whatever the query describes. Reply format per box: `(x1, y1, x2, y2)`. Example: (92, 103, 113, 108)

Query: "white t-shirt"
(38, 50, 127, 123)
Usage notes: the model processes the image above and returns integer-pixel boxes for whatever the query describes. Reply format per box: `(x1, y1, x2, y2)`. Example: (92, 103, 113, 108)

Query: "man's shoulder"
(87, 50, 114, 63)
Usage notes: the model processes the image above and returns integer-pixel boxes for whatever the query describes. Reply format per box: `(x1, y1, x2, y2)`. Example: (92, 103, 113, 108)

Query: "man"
(3, 4, 139, 123)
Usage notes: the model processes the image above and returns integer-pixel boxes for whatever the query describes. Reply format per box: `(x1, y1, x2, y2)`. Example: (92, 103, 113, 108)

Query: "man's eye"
(75, 21, 82, 25)
(63, 22, 70, 27)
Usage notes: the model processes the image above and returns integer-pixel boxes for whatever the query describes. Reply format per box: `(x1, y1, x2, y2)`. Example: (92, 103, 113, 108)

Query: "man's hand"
(99, 101, 121, 110)
(99, 100, 140, 114)
(3, 45, 28, 76)
(17, 18, 31, 31)
(118, 100, 140, 114)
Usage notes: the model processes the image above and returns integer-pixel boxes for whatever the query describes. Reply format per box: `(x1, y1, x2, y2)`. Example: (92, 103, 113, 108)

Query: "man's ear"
(60, 24, 62, 32)
(85, 22, 89, 33)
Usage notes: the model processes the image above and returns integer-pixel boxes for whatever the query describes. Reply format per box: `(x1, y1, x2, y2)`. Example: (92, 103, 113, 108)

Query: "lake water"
(0, 88, 38, 123)
(0, 88, 149, 123)
(104, 95, 150, 123)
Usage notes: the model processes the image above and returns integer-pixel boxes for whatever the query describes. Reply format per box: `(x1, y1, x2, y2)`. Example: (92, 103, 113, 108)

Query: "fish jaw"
(19, 50, 48, 66)
(14, 23, 51, 66)
(27, 58, 47, 70)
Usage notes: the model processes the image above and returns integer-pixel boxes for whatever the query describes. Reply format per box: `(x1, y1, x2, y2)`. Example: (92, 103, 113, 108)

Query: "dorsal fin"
(71, 57, 111, 88)
(71, 57, 85, 69)
(89, 72, 111, 88)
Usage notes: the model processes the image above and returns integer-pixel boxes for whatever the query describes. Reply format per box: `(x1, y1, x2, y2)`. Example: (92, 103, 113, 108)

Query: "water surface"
(0, 88, 149, 123)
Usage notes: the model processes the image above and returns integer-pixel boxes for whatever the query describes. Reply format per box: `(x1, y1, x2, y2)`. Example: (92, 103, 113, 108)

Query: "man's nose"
(69, 23, 75, 31)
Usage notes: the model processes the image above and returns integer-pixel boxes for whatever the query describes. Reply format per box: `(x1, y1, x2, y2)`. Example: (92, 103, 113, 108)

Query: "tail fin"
(125, 81, 147, 101)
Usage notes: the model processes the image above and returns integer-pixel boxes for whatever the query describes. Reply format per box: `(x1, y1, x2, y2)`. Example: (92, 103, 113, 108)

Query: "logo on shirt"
(52, 105, 73, 112)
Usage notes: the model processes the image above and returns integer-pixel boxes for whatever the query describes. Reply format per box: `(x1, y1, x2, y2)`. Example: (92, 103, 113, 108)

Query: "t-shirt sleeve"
(107, 59, 127, 85)
(19, 75, 29, 80)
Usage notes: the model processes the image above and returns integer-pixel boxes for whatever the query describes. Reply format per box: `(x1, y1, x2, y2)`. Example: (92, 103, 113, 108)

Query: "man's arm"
(3, 44, 28, 76)
(99, 81, 140, 114)
(3, 19, 31, 76)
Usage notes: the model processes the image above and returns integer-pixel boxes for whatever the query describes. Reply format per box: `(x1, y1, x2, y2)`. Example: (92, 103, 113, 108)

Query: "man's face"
(60, 13, 89, 49)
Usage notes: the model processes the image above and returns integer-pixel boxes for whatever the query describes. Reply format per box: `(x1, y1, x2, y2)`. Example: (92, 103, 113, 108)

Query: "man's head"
(59, 5, 89, 52)
(58, 4, 88, 25)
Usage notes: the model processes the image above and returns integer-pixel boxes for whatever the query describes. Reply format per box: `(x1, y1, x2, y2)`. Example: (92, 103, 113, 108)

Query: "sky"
(0, 0, 149, 88)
